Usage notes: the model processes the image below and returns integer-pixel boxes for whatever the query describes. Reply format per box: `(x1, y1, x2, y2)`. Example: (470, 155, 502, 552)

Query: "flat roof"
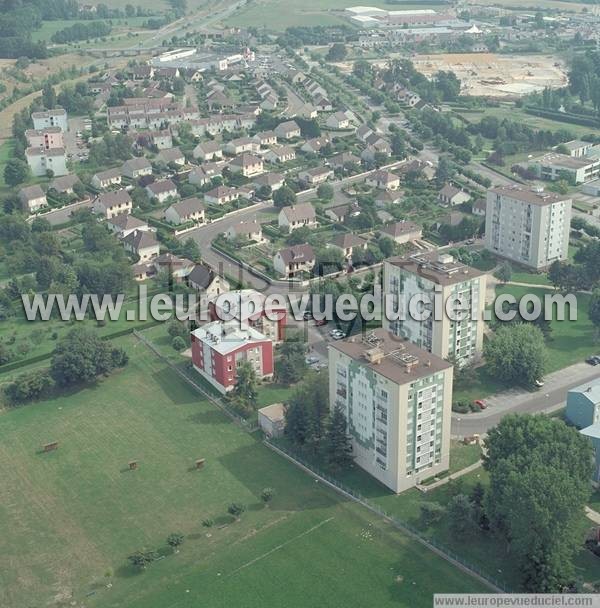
(192, 320, 270, 355)
(330, 329, 451, 385)
(386, 251, 485, 286)
(489, 186, 571, 206)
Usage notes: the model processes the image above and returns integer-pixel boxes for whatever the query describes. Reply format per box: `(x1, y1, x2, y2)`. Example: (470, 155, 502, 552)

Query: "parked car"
(330, 329, 346, 340)
(303, 311, 312, 321)
(586, 356, 600, 366)
(534, 379, 545, 388)
(315, 319, 327, 327)
(473, 399, 487, 410)
(305, 355, 319, 365)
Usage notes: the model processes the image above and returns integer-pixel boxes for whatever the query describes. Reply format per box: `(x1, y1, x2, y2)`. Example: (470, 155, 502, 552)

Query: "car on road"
(303, 311, 312, 321)
(465, 239, 475, 245)
(315, 319, 327, 327)
(473, 399, 487, 410)
(305, 355, 319, 365)
(329, 329, 346, 340)
(534, 379, 545, 388)
(586, 356, 600, 365)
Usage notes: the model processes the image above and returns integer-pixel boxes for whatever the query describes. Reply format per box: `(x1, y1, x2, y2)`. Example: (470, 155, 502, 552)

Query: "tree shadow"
(114, 564, 143, 579)
(186, 409, 230, 426)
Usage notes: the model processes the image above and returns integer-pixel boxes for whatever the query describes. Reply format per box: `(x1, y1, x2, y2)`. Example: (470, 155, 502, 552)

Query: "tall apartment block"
(329, 330, 453, 493)
(484, 186, 571, 270)
(383, 252, 486, 366)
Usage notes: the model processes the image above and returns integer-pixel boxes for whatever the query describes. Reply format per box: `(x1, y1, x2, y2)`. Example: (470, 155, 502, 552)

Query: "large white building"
(484, 186, 572, 270)
(383, 252, 486, 366)
(329, 329, 453, 493)
(25, 147, 68, 177)
(31, 108, 68, 132)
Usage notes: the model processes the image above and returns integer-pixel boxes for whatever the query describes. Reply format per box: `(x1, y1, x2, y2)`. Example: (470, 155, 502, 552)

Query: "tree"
(50, 328, 127, 386)
(326, 43, 347, 62)
(42, 83, 56, 110)
(172, 336, 186, 351)
(3, 369, 54, 404)
(128, 550, 158, 569)
(325, 406, 353, 469)
(231, 360, 258, 413)
(227, 503, 246, 519)
(589, 288, 600, 337)
(260, 487, 275, 505)
(273, 185, 296, 208)
(484, 324, 546, 386)
(484, 414, 593, 591)
(285, 372, 329, 449)
(166, 533, 184, 551)
(316, 183, 333, 201)
(275, 339, 307, 384)
(434, 156, 453, 187)
(419, 502, 445, 527)
(494, 261, 512, 284)
(4, 159, 29, 186)
(447, 494, 476, 538)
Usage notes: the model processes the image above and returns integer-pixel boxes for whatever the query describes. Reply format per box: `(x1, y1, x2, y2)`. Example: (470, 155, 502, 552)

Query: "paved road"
(451, 361, 600, 436)
(36, 199, 93, 226)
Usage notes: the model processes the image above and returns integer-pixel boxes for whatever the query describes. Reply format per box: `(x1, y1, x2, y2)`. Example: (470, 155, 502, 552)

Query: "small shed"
(258, 403, 286, 438)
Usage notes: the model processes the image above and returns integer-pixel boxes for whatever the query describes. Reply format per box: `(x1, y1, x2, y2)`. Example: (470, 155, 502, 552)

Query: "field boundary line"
(263, 440, 506, 594)
(226, 517, 335, 577)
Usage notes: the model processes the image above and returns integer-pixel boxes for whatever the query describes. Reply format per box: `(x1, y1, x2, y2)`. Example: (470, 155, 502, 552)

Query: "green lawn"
(457, 104, 600, 140)
(448, 440, 482, 474)
(0, 336, 488, 607)
(510, 272, 552, 286)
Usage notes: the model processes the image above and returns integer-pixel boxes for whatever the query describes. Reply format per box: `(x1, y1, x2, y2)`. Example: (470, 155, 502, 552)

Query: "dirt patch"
(411, 53, 568, 98)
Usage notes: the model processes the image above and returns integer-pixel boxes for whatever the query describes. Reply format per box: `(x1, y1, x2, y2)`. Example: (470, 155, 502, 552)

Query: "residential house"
(91, 167, 122, 189)
(438, 184, 470, 207)
(301, 136, 331, 154)
(123, 229, 160, 262)
(107, 214, 150, 238)
(93, 190, 132, 219)
(165, 197, 206, 225)
(157, 147, 185, 166)
(188, 166, 215, 187)
(314, 95, 333, 112)
(186, 263, 230, 302)
(380, 220, 422, 244)
(274, 120, 301, 140)
(225, 220, 264, 243)
(273, 244, 315, 278)
(265, 145, 296, 164)
(193, 141, 223, 161)
(325, 202, 361, 223)
(330, 233, 368, 259)
(472, 198, 486, 217)
(146, 179, 178, 203)
(325, 111, 352, 130)
(329, 152, 361, 172)
(298, 166, 333, 186)
(229, 153, 264, 177)
(49, 174, 81, 195)
(153, 253, 195, 282)
(18, 185, 47, 213)
(204, 185, 238, 205)
(366, 170, 401, 190)
(278, 202, 317, 232)
(225, 137, 260, 155)
(253, 131, 277, 147)
(375, 190, 403, 207)
(122, 157, 153, 179)
(253, 172, 285, 192)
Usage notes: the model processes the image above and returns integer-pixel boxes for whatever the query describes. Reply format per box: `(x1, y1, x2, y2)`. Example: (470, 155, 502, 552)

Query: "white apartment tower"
(329, 330, 453, 493)
(383, 252, 486, 366)
(484, 186, 571, 270)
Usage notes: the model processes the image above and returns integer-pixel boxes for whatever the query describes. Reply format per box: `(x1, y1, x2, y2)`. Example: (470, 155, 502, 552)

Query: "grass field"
(457, 104, 600, 140)
(0, 336, 488, 607)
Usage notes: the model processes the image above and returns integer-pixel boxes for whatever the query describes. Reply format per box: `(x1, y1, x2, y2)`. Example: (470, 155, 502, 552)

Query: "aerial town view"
(4, 0, 600, 606)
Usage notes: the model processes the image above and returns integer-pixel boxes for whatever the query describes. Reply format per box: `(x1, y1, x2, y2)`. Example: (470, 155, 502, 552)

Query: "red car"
(474, 399, 487, 410)
(314, 319, 327, 327)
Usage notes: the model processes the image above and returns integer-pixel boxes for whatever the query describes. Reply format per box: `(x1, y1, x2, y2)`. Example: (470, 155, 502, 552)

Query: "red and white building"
(208, 289, 287, 343)
(191, 320, 274, 394)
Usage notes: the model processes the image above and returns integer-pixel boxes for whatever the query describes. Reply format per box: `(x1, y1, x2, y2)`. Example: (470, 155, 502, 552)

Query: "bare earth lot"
(412, 53, 568, 97)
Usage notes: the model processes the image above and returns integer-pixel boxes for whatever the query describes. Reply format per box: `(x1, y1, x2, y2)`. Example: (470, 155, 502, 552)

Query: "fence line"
(133, 329, 258, 432)
(263, 439, 510, 594)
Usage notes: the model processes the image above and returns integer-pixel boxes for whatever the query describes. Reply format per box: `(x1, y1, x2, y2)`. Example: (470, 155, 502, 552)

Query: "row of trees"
(51, 21, 112, 44)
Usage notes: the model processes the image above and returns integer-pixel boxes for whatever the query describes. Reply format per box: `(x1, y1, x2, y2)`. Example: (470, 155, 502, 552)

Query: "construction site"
(411, 53, 568, 97)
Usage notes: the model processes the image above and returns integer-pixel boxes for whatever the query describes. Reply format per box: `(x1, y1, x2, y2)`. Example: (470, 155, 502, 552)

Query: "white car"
(330, 329, 346, 340)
